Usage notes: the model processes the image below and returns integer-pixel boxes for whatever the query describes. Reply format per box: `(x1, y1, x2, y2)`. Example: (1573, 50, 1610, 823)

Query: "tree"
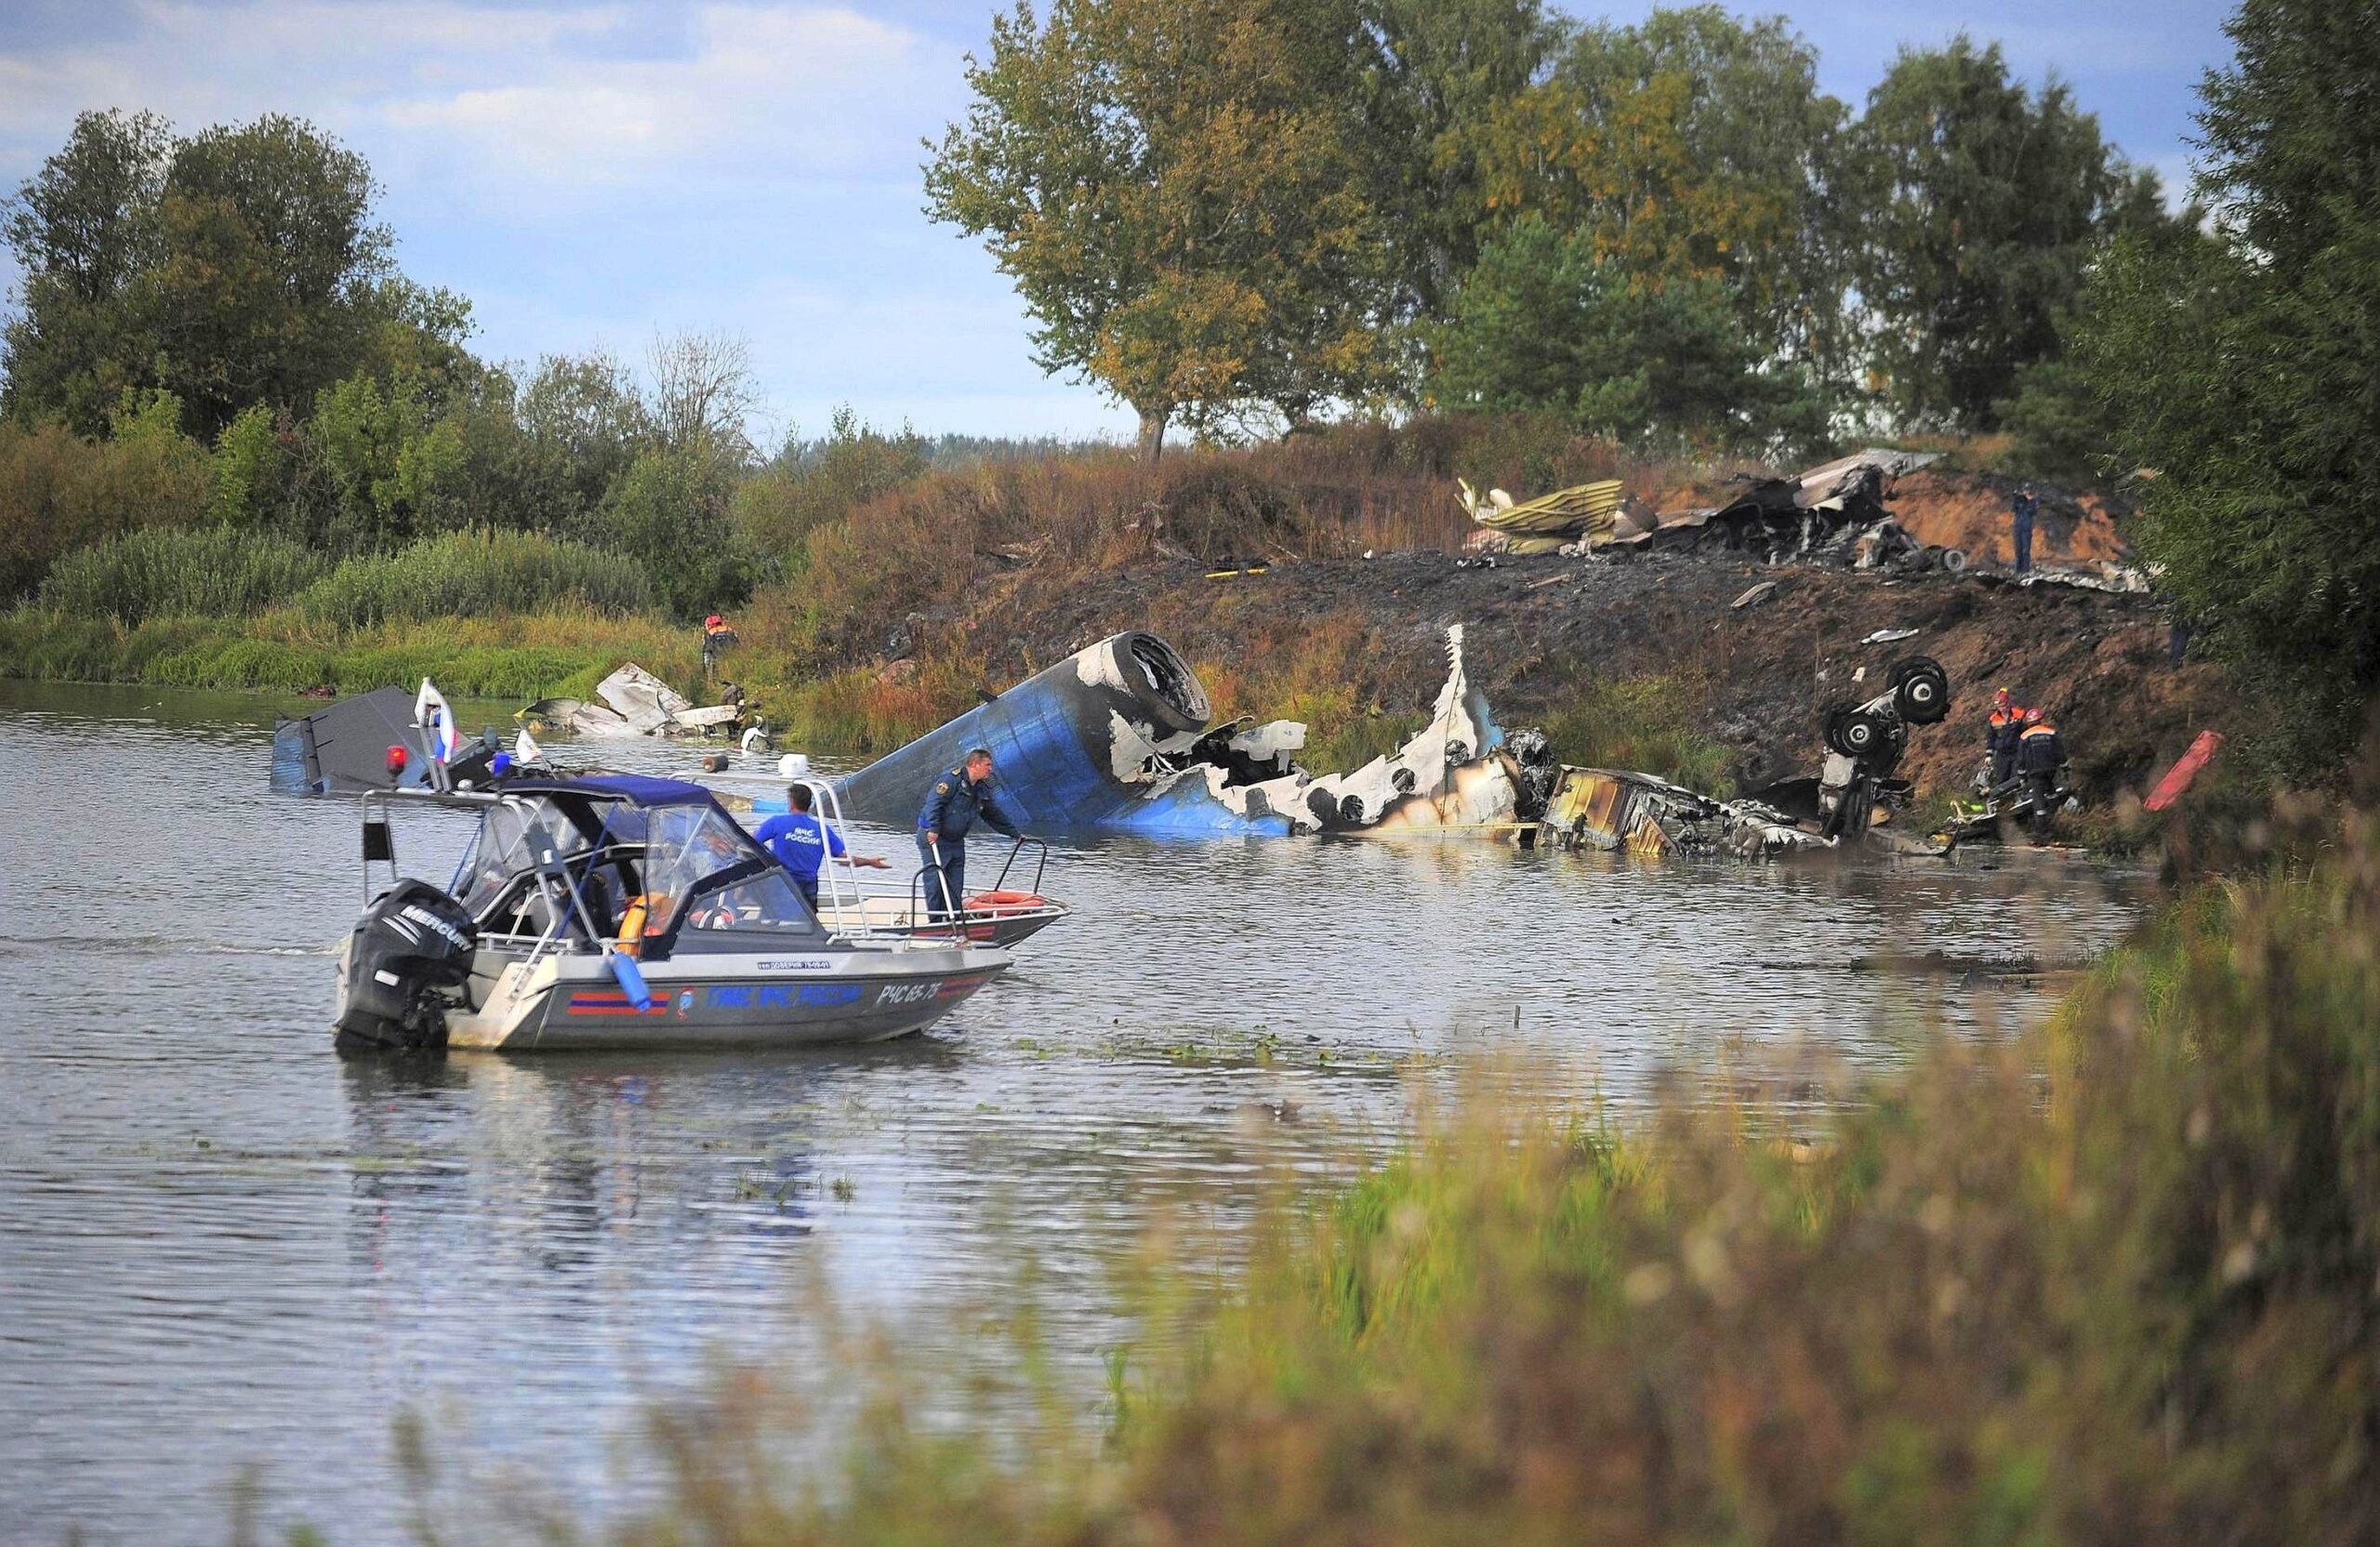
(517, 350, 652, 526)
(1509, 7, 1858, 390)
(2074, 0, 2380, 770)
(600, 443, 751, 618)
(648, 328, 759, 460)
(2, 111, 409, 442)
(0, 110, 173, 435)
(926, 0, 1398, 458)
(1427, 214, 1827, 452)
(1363, 0, 1563, 324)
(152, 114, 395, 438)
(1848, 39, 2160, 430)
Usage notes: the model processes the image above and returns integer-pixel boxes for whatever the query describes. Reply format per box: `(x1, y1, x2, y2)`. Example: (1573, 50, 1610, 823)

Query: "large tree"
(1547, 8, 1854, 389)
(1848, 39, 2161, 430)
(1363, 0, 1563, 325)
(1426, 213, 1827, 453)
(925, 0, 1398, 459)
(2075, 0, 2380, 770)
(3, 111, 403, 441)
(0, 110, 173, 435)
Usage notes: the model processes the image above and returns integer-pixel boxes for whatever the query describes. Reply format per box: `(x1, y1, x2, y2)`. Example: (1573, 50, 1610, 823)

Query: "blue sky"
(0, 1, 2237, 444)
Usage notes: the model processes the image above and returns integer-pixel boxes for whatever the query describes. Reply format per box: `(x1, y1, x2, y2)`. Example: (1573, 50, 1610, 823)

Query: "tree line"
(4, 0, 2375, 773)
(925, 0, 2178, 459)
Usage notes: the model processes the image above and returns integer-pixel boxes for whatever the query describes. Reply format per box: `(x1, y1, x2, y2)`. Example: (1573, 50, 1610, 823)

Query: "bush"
(295, 530, 653, 628)
(0, 410, 217, 601)
(1542, 674, 1738, 795)
(37, 526, 324, 623)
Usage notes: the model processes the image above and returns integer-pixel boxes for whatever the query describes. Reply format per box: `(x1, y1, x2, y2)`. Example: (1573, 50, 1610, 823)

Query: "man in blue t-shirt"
(753, 785, 887, 912)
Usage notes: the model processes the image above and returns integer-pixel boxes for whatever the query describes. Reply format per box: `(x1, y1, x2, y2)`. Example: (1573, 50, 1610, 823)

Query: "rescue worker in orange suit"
(917, 747, 1021, 922)
(1985, 687, 2031, 789)
(2017, 707, 2069, 823)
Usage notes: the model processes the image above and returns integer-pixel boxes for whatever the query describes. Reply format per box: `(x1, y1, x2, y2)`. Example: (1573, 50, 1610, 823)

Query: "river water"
(0, 682, 2153, 1544)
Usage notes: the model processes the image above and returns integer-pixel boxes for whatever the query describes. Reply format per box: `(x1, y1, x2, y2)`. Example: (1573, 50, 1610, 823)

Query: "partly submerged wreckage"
(1539, 654, 1955, 858)
(834, 628, 1543, 837)
(522, 664, 753, 740)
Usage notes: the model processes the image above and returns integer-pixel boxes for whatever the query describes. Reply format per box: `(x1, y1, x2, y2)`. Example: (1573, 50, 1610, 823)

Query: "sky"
(0, 0, 2240, 446)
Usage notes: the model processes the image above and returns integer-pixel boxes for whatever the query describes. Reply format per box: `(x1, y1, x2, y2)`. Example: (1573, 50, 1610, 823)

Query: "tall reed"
(37, 526, 324, 623)
(297, 530, 654, 628)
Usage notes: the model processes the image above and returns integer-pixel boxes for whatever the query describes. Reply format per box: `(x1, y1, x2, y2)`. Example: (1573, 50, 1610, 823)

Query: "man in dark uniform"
(917, 747, 1021, 921)
(2011, 483, 2039, 575)
(2017, 708, 2069, 830)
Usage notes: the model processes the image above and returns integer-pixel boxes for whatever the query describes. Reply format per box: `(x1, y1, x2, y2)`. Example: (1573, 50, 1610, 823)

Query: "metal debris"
(521, 664, 748, 739)
(835, 627, 1531, 837)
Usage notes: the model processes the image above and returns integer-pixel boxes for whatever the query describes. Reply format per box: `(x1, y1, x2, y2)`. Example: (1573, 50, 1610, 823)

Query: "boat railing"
(988, 837, 1051, 897)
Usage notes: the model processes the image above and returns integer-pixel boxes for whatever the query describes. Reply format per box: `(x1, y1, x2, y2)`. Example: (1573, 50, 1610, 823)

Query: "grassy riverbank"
(354, 807, 2380, 1545)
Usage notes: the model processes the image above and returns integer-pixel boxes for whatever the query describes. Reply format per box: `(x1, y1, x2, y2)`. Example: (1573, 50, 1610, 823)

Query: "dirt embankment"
(958, 549, 2225, 802)
(1885, 469, 2132, 570)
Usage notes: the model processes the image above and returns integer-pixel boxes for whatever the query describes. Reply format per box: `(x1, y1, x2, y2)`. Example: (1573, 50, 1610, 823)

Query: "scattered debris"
(1732, 581, 1781, 610)
(521, 664, 751, 740)
(1457, 478, 1625, 549)
(1861, 627, 1922, 645)
(2144, 730, 2224, 813)
(272, 679, 545, 795)
(1540, 768, 1818, 859)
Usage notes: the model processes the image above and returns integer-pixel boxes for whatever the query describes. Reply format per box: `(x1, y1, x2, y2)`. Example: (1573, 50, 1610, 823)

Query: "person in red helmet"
(1985, 686, 2031, 789)
(700, 613, 737, 680)
(2017, 707, 2069, 826)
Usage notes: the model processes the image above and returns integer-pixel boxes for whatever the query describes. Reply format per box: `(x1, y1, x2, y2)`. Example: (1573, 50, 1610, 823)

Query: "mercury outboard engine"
(335, 879, 478, 1052)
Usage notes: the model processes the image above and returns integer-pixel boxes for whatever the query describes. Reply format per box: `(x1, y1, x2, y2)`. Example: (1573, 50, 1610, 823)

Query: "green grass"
(295, 530, 654, 628)
(37, 526, 325, 623)
(1540, 673, 1739, 795)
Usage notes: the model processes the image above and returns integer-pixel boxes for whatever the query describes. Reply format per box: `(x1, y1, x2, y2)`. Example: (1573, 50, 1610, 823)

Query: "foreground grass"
(380, 811, 2377, 1545)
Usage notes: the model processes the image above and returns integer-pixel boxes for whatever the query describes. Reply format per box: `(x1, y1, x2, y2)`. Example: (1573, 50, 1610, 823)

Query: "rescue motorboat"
(331, 774, 1011, 1052)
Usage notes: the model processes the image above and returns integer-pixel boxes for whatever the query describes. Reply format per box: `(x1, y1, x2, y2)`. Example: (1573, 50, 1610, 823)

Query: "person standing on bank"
(755, 784, 887, 913)
(2011, 482, 2039, 575)
(917, 747, 1021, 921)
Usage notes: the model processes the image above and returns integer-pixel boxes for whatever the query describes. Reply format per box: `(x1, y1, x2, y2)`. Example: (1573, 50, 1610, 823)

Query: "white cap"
(777, 752, 811, 778)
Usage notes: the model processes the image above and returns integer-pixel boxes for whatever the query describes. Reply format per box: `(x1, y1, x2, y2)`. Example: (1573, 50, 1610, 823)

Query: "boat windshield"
(455, 797, 594, 917)
(638, 803, 821, 943)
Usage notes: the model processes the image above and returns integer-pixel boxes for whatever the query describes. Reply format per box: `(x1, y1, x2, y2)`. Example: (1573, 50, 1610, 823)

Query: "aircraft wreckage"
(833, 628, 1959, 855)
(833, 628, 1548, 837)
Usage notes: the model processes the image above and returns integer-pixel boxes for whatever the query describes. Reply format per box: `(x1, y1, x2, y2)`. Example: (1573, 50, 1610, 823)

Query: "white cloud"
(377, 5, 943, 199)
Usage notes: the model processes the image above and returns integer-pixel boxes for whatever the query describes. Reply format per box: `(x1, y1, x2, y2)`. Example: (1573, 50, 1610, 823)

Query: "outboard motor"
(335, 879, 478, 1052)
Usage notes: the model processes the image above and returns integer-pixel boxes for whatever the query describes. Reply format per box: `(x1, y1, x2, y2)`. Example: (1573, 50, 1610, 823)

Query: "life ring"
(963, 891, 1049, 915)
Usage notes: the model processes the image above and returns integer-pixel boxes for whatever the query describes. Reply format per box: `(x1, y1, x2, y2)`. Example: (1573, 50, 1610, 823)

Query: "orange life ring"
(963, 891, 1048, 915)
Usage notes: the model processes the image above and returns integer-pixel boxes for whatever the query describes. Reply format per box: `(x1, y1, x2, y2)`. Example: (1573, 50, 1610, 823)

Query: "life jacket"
(615, 893, 668, 957)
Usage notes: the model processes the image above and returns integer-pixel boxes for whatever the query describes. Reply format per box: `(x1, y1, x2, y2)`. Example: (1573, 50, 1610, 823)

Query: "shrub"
(1542, 674, 1738, 795)
(37, 526, 324, 623)
(295, 530, 653, 628)
(0, 410, 217, 601)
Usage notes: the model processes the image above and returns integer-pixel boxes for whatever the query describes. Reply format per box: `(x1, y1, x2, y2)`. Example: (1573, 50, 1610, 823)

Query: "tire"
(1940, 548, 1968, 574)
(1838, 711, 1883, 757)
(1821, 698, 1860, 758)
(1889, 655, 1951, 725)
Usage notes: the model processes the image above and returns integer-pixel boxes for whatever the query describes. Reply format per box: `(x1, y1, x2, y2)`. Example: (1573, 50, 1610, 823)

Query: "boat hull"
(445, 943, 1009, 1051)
